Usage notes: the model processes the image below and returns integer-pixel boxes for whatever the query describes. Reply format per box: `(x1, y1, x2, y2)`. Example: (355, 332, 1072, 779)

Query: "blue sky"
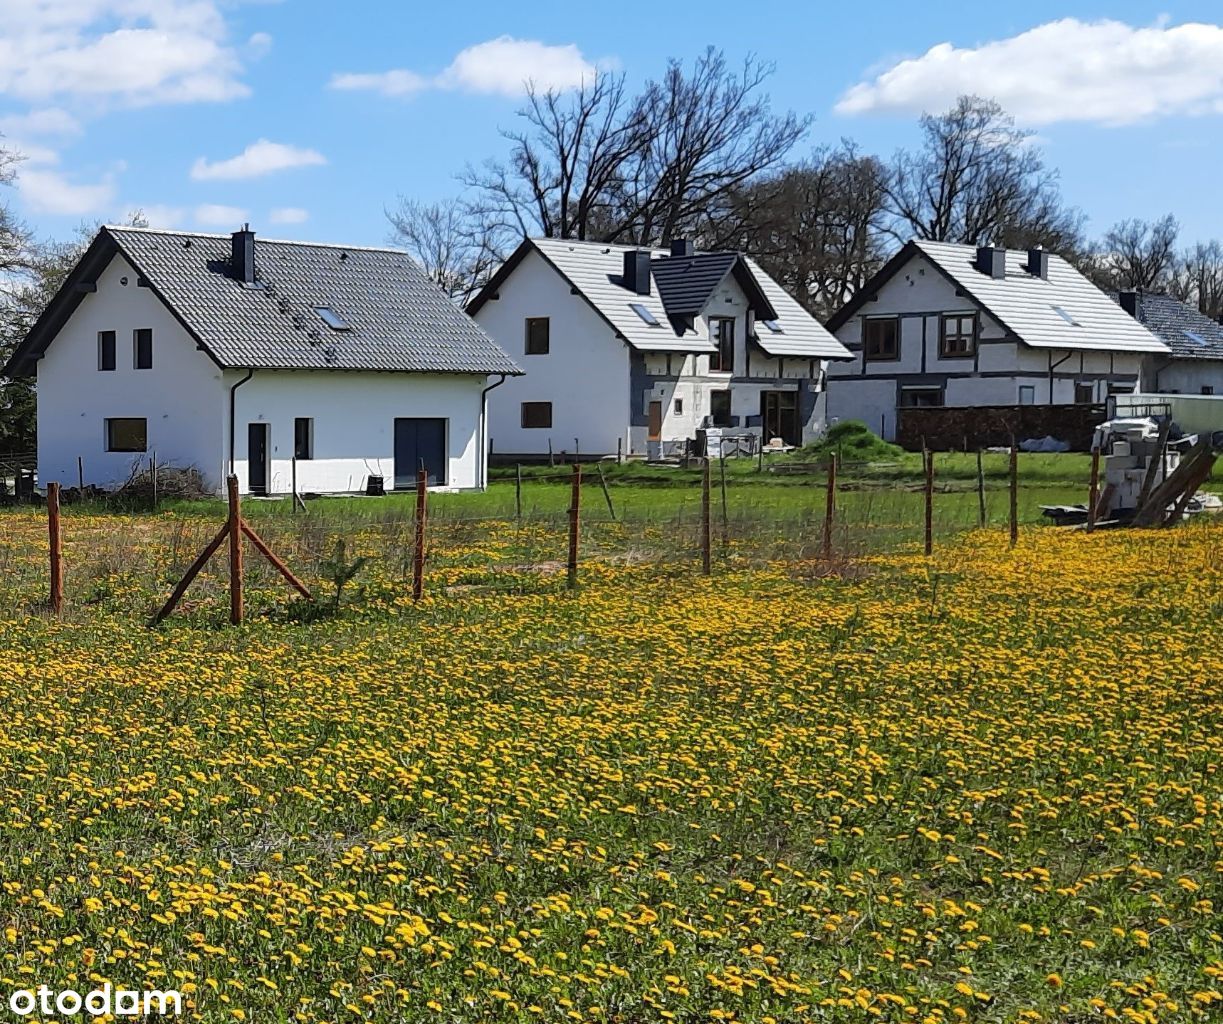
(4, 1, 1223, 251)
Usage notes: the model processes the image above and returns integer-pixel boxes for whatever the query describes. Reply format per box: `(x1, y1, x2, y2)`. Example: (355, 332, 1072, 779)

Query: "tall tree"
(883, 96, 1084, 254)
(0, 136, 35, 451)
(387, 197, 500, 303)
(1096, 215, 1180, 291)
(1170, 240, 1223, 321)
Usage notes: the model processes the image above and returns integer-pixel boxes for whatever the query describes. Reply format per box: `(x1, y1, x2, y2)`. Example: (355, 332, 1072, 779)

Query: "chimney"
(1118, 289, 1139, 319)
(1025, 247, 1049, 279)
(622, 249, 651, 295)
(669, 239, 695, 257)
(231, 224, 255, 284)
(975, 245, 1006, 279)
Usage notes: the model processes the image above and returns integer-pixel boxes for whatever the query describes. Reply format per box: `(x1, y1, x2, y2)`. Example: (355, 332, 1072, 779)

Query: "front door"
(761, 391, 800, 447)
(647, 401, 663, 441)
(247, 422, 269, 495)
(394, 418, 446, 489)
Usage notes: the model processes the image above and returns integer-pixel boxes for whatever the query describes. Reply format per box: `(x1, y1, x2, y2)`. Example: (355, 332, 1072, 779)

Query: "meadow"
(0, 485, 1220, 1022)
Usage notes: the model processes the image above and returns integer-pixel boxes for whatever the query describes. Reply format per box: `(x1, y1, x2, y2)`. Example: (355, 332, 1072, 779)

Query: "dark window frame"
(1074, 381, 1095, 405)
(521, 401, 552, 429)
(899, 386, 945, 408)
(1202, 385, 1215, 396)
(294, 417, 314, 460)
(133, 328, 153, 369)
(105, 417, 147, 453)
(938, 313, 975, 358)
(98, 331, 116, 371)
(673, 398, 683, 415)
(524, 317, 550, 355)
(709, 317, 735, 373)
(710, 389, 732, 427)
(863, 317, 900, 361)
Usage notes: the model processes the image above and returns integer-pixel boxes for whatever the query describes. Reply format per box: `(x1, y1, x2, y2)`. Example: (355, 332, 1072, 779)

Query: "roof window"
(1182, 330, 1208, 346)
(1051, 305, 1080, 327)
(317, 307, 351, 331)
(630, 302, 661, 327)
(762, 319, 784, 333)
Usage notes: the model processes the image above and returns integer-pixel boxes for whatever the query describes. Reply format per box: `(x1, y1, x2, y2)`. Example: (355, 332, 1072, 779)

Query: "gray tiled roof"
(109, 227, 520, 374)
(1110, 290, 1223, 361)
(650, 252, 741, 315)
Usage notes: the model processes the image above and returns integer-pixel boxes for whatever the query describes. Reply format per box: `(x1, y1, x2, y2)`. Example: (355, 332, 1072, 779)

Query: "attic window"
(317, 307, 351, 331)
(1051, 305, 1081, 327)
(630, 303, 661, 327)
(762, 320, 784, 333)
(1183, 330, 1208, 346)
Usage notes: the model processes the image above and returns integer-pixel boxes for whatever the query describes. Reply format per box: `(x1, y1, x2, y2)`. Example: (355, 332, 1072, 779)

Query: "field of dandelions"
(0, 499, 1219, 1023)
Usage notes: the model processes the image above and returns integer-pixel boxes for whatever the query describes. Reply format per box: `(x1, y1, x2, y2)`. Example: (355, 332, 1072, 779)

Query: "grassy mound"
(795, 420, 903, 461)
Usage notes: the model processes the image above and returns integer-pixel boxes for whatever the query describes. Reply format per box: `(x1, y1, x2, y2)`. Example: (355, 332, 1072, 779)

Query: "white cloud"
(246, 32, 273, 59)
(0, 1, 251, 106)
(836, 18, 1223, 126)
(268, 206, 308, 225)
(18, 166, 116, 215)
(195, 203, 248, 227)
(190, 139, 326, 181)
(330, 35, 600, 99)
(0, 107, 81, 138)
(132, 204, 189, 228)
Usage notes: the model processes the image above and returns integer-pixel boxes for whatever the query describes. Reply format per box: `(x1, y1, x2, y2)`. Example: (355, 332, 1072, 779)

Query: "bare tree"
(1093, 214, 1180, 292)
(708, 142, 888, 317)
(464, 49, 808, 249)
(883, 96, 1083, 253)
(1170, 239, 1223, 320)
(387, 197, 499, 302)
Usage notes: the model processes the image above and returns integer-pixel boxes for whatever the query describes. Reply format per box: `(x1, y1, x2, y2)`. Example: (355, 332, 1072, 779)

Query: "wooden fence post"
(1009, 445, 1019, 547)
(700, 458, 712, 575)
(151, 452, 158, 509)
(76, 456, 84, 495)
(596, 462, 616, 521)
(47, 482, 63, 615)
(617, 437, 623, 464)
(976, 448, 986, 529)
(822, 454, 836, 561)
(413, 468, 428, 601)
(227, 475, 242, 624)
(718, 451, 729, 549)
(923, 448, 934, 557)
(515, 463, 523, 522)
(567, 463, 581, 589)
(291, 455, 298, 514)
(1087, 446, 1101, 533)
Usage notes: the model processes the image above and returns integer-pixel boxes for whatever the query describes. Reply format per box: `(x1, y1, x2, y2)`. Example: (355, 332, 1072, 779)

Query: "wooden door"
(647, 401, 663, 441)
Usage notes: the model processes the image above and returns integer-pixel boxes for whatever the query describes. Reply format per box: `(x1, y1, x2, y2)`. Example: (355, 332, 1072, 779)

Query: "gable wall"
(35, 253, 227, 489)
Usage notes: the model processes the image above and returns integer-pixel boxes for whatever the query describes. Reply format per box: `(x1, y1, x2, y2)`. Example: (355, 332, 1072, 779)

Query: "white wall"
(1153, 360, 1223, 396)
(473, 248, 631, 457)
(36, 253, 226, 490)
(228, 370, 487, 494)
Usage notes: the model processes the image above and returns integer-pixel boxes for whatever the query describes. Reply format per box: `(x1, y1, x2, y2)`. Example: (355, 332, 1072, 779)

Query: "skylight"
(1051, 305, 1081, 327)
(630, 303, 661, 327)
(317, 307, 351, 331)
(1183, 330, 1208, 346)
(762, 319, 784, 333)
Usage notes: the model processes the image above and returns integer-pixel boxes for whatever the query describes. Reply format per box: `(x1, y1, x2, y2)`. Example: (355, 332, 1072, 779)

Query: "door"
(761, 391, 799, 446)
(394, 418, 447, 489)
(647, 401, 663, 441)
(247, 422, 269, 495)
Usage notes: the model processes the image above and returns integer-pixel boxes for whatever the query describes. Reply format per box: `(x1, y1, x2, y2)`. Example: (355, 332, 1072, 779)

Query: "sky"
(3, 1, 1223, 252)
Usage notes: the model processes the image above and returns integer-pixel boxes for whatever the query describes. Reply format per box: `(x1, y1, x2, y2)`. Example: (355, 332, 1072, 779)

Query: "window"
(521, 401, 552, 429)
(761, 319, 784, 334)
(525, 317, 550, 355)
(98, 331, 116, 371)
(1018, 385, 1036, 406)
(1052, 305, 1081, 327)
(317, 307, 351, 331)
(1183, 330, 1208, 347)
(710, 389, 732, 427)
(863, 317, 900, 361)
(105, 417, 147, 452)
(294, 417, 313, 460)
(939, 314, 975, 357)
(673, 398, 683, 415)
(900, 386, 943, 408)
(133, 328, 153, 369)
(1074, 381, 1095, 404)
(1202, 386, 1216, 396)
(631, 303, 661, 327)
(710, 317, 735, 373)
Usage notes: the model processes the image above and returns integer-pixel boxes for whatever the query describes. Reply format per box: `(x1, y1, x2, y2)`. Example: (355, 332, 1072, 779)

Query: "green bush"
(795, 420, 903, 461)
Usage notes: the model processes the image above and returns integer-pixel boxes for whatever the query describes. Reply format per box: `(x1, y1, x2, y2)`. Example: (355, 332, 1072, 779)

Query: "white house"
(1111, 289, 1223, 396)
(4, 225, 520, 495)
(466, 238, 851, 459)
(825, 241, 1169, 441)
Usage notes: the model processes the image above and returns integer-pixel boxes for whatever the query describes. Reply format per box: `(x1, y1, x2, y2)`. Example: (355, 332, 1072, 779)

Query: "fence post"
(596, 462, 616, 521)
(227, 475, 243, 625)
(822, 454, 836, 560)
(413, 468, 428, 601)
(47, 482, 63, 615)
(700, 458, 712, 575)
(1009, 445, 1019, 547)
(515, 463, 523, 522)
(1087, 446, 1101, 533)
(617, 437, 623, 464)
(718, 450, 729, 549)
(76, 456, 84, 495)
(151, 452, 158, 509)
(292, 456, 298, 514)
(924, 448, 934, 557)
(567, 463, 581, 589)
(976, 448, 986, 529)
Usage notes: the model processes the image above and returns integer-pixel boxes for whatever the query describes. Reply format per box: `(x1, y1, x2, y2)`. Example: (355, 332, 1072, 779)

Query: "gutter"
(227, 368, 255, 479)
(478, 374, 508, 490)
(1048, 351, 1074, 402)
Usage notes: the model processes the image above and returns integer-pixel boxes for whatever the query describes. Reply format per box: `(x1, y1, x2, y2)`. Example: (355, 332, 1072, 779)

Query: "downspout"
(1048, 351, 1073, 403)
(227, 368, 255, 480)
(478, 374, 508, 490)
